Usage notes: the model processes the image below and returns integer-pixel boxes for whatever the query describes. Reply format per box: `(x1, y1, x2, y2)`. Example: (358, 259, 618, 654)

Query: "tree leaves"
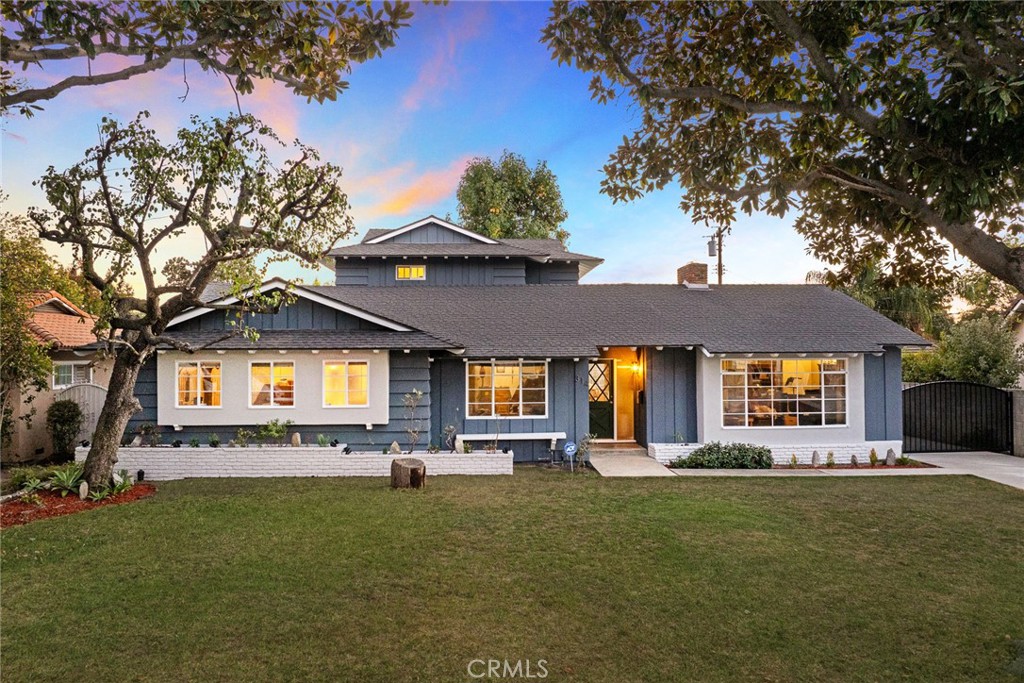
(542, 1, 1024, 292)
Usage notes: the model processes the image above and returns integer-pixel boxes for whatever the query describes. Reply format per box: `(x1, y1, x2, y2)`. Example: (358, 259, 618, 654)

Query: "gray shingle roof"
(306, 284, 928, 357)
(160, 329, 454, 351)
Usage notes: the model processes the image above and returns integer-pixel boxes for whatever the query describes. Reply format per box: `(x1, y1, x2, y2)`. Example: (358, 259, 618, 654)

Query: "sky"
(1, 2, 827, 289)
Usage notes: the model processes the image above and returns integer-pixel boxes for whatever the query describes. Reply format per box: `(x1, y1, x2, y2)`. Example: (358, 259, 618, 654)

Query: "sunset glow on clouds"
(2, 3, 827, 287)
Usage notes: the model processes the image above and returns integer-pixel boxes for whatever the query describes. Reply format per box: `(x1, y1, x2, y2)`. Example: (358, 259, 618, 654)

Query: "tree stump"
(391, 458, 426, 489)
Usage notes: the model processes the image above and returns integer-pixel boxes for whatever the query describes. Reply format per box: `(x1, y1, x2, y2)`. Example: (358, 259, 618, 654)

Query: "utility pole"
(706, 227, 725, 285)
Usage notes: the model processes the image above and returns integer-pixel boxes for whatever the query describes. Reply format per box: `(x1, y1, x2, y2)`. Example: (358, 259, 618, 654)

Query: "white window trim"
(248, 359, 296, 409)
(719, 357, 849, 429)
(174, 360, 222, 409)
(52, 361, 93, 390)
(321, 359, 370, 409)
(465, 359, 549, 420)
(395, 264, 427, 281)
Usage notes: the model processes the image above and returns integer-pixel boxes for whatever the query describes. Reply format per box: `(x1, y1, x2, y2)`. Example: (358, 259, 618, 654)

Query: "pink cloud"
(364, 156, 471, 218)
(401, 5, 488, 112)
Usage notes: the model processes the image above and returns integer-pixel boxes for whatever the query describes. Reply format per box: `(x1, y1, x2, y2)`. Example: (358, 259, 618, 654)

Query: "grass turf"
(2, 467, 1022, 682)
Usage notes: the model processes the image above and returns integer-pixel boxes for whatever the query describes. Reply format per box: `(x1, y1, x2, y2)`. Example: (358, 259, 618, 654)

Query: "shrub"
(789, 454, 798, 468)
(826, 451, 836, 468)
(9, 465, 62, 490)
(896, 455, 913, 466)
(208, 433, 221, 448)
(46, 400, 83, 461)
(235, 428, 254, 448)
(869, 448, 879, 467)
(317, 434, 329, 447)
(670, 442, 773, 469)
(188, 437, 201, 448)
(426, 443, 440, 454)
(257, 419, 293, 446)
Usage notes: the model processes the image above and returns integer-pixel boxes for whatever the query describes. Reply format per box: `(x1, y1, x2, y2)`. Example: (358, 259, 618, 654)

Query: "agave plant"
(49, 463, 84, 498)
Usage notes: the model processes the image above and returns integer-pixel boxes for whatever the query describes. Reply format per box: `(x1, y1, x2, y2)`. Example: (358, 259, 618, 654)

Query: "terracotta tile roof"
(23, 290, 99, 349)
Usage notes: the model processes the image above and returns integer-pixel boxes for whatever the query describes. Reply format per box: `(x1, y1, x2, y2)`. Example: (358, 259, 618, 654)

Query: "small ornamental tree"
(1, 1, 415, 116)
(29, 113, 354, 487)
(457, 151, 570, 243)
(903, 317, 1024, 387)
(543, 3, 1024, 292)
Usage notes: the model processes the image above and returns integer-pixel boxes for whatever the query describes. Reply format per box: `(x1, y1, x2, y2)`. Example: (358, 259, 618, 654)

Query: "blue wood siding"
(335, 259, 527, 286)
(525, 261, 579, 284)
(429, 358, 588, 461)
(864, 347, 903, 440)
(129, 352, 431, 451)
(174, 298, 387, 331)
(644, 347, 698, 443)
(385, 223, 478, 243)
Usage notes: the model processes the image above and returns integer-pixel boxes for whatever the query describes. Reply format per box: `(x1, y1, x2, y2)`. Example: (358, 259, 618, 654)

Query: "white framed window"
(323, 361, 369, 407)
(721, 358, 847, 428)
(52, 362, 92, 389)
(250, 361, 295, 407)
(175, 361, 222, 408)
(395, 264, 426, 281)
(466, 360, 548, 419)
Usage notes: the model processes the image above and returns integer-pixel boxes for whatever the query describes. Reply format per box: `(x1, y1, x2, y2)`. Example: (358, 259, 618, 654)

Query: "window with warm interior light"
(721, 358, 846, 427)
(250, 361, 295, 407)
(323, 361, 369, 407)
(176, 361, 221, 407)
(467, 360, 547, 418)
(395, 264, 426, 281)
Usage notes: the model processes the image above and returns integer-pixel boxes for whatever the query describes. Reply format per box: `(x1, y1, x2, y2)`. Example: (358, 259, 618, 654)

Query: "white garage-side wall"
(156, 350, 390, 427)
(649, 352, 901, 464)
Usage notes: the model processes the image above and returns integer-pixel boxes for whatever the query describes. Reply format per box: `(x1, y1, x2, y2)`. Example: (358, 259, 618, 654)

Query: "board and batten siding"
(384, 223, 479, 243)
(174, 298, 389, 332)
(429, 358, 588, 461)
(130, 351, 431, 451)
(862, 347, 903, 441)
(643, 346, 699, 445)
(335, 259, 528, 286)
(525, 261, 580, 284)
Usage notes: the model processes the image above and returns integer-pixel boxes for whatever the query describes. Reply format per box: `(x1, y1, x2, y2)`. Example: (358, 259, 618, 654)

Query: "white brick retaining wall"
(648, 441, 903, 466)
(75, 447, 513, 480)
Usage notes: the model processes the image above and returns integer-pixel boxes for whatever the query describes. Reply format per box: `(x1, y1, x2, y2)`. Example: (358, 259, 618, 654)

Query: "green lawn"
(2, 468, 1022, 682)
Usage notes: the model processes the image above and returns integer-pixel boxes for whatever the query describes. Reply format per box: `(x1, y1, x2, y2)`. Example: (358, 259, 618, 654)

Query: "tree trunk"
(390, 458, 426, 489)
(82, 349, 146, 489)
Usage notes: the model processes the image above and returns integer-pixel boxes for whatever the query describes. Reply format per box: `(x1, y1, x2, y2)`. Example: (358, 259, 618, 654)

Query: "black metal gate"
(903, 381, 1013, 453)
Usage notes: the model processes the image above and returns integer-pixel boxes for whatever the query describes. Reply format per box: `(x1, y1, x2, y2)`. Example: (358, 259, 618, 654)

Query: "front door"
(589, 360, 615, 439)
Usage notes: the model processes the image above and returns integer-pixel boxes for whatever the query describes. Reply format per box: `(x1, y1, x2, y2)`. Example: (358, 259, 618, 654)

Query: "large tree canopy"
(456, 151, 570, 242)
(29, 113, 353, 486)
(543, 2, 1024, 291)
(1, 0, 414, 114)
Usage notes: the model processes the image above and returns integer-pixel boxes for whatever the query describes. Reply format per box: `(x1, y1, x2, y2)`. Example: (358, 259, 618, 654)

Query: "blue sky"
(2, 2, 825, 287)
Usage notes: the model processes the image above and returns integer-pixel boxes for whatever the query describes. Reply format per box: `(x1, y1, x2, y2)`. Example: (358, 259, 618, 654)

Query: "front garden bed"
(1, 484, 156, 528)
(74, 447, 515, 480)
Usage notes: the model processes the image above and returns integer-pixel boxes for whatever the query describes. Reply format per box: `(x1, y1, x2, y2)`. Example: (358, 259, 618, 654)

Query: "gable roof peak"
(362, 215, 499, 245)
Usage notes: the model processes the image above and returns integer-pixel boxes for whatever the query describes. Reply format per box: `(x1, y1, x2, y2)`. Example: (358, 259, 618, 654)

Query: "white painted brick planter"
(75, 447, 513, 481)
(648, 441, 903, 466)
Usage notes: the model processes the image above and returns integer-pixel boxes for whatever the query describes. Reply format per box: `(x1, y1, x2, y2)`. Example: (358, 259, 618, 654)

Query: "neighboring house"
(131, 215, 927, 465)
(5, 291, 112, 464)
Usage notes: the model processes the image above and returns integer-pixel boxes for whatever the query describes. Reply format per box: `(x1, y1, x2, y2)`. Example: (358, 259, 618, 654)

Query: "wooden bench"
(455, 431, 567, 452)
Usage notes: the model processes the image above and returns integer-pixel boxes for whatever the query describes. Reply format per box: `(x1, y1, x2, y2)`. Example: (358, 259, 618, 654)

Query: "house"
(4, 291, 112, 464)
(129, 215, 926, 468)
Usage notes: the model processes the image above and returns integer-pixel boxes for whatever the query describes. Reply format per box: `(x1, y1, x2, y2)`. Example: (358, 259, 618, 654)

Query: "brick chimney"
(677, 261, 708, 287)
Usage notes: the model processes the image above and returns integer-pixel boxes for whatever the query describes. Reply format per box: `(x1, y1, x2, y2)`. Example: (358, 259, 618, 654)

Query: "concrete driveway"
(913, 452, 1024, 491)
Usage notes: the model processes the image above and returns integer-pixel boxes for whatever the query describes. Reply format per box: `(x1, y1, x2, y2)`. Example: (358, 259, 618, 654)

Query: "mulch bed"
(0, 484, 157, 528)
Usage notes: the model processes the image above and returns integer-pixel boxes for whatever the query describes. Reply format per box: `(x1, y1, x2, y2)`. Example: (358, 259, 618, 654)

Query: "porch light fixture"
(630, 362, 642, 374)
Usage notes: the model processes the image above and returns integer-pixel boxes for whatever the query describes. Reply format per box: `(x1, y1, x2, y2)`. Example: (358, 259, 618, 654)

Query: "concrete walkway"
(912, 452, 1024, 491)
(588, 451, 675, 477)
(670, 467, 959, 478)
